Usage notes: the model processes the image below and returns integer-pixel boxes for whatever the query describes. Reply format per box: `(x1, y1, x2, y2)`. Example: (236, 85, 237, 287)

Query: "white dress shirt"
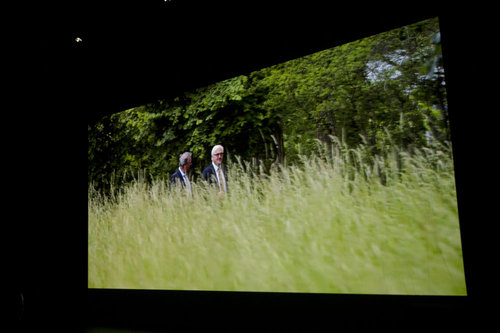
(179, 167, 192, 193)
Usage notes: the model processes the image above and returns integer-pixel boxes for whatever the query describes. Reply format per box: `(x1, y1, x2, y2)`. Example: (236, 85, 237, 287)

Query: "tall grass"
(88, 138, 466, 295)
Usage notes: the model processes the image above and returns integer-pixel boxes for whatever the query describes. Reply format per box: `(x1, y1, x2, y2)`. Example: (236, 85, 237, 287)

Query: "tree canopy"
(88, 17, 448, 192)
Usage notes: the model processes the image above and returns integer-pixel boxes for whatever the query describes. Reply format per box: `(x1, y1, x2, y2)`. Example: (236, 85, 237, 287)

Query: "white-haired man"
(202, 145, 227, 194)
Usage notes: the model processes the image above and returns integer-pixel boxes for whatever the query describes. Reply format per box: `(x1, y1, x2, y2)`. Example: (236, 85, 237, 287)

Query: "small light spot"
(75, 37, 83, 43)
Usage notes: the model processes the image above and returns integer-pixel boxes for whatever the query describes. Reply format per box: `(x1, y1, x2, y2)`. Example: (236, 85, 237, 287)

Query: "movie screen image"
(88, 17, 467, 295)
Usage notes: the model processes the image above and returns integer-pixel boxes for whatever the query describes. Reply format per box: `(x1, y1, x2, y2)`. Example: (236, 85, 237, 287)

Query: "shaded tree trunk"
(271, 122, 285, 165)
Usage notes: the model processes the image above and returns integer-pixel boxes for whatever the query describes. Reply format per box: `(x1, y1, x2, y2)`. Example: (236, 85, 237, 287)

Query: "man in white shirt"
(170, 152, 193, 194)
(202, 145, 227, 195)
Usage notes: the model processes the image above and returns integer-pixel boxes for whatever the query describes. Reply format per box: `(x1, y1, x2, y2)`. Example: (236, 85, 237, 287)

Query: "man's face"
(212, 148, 224, 166)
(185, 157, 192, 171)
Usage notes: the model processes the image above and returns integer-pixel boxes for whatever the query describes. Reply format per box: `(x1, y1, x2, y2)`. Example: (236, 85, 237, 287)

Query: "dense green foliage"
(88, 18, 448, 192)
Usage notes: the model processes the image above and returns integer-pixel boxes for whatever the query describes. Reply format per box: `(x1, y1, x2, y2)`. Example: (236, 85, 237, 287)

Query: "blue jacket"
(170, 169, 187, 188)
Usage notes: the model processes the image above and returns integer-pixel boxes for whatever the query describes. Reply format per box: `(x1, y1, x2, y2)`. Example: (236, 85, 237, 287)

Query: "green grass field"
(88, 141, 467, 295)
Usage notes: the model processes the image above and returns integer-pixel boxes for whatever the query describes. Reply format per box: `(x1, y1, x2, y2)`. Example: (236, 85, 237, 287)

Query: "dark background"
(8, 1, 492, 332)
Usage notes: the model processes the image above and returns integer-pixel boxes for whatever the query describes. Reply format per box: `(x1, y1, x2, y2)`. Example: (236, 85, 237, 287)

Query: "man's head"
(211, 145, 224, 167)
(179, 152, 193, 172)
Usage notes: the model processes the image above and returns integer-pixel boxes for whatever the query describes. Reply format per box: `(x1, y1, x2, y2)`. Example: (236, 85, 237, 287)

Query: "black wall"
(9, 1, 491, 332)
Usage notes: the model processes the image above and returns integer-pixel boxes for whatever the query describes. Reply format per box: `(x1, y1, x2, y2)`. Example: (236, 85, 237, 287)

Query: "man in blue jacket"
(170, 152, 193, 194)
(202, 145, 227, 195)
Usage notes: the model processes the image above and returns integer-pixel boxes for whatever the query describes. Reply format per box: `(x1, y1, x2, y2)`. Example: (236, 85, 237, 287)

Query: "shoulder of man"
(170, 169, 182, 181)
(202, 164, 214, 174)
(202, 164, 215, 180)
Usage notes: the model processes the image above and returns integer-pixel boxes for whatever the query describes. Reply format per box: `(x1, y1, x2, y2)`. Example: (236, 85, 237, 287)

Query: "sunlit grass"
(88, 139, 466, 295)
